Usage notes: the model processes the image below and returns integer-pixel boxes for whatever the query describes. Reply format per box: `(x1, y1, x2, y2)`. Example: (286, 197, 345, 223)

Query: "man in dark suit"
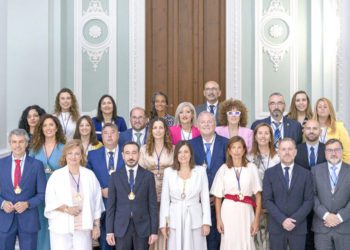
(263, 138, 314, 250)
(195, 80, 222, 125)
(251, 92, 302, 147)
(189, 111, 228, 250)
(312, 139, 350, 250)
(294, 119, 326, 250)
(106, 141, 158, 250)
(0, 129, 46, 250)
(87, 123, 124, 250)
(119, 107, 148, 148)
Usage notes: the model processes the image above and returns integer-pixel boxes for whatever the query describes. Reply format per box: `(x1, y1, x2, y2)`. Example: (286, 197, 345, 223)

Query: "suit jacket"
(0, 155, 46, 233)
(169, 125, 201, 145)
(87, 147, 124, 207)
(195, 103, 220, 125)
(92, 116, 128, 142)
(119, 128, 148, 148)
(295, 143, 326, 170)
(251, 116, 303, 145)
(312, 162, 350, 234)
(263, 163, 314, 235)
(189, 134, 228, 189)
(106, 166, 158, 238)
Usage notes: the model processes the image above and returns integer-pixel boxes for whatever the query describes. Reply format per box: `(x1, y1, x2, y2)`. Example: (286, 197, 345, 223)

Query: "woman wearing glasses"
(215, 99, 253, 152)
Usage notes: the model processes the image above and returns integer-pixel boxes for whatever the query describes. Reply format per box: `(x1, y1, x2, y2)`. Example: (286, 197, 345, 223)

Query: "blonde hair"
(59, 139, 87, 167)
(313, 97, 337, 132)
(174, 102, 197, 126)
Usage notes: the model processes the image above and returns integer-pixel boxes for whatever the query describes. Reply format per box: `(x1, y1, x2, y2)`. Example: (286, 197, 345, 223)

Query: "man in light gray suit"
(312, 138, 350, 250)
(195, 80, 221, 125)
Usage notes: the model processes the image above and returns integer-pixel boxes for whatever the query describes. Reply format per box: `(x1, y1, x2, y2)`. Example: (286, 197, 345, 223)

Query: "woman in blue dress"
(30, 114, 66, 250)
(92, 94, 127, 142)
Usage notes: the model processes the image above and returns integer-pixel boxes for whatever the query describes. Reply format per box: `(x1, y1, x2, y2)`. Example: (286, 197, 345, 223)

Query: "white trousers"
(50, 230, 92, 250)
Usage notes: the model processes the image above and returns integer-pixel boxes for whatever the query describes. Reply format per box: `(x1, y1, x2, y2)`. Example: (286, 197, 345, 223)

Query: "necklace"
(181, 127, 192, 140)
(60, 112, 71, 135)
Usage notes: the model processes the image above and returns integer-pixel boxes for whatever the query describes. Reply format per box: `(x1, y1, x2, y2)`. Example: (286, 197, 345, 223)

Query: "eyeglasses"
(325, 148, 342, 153)
(227, 111, 241, 117)
(269, 102, 285, 107)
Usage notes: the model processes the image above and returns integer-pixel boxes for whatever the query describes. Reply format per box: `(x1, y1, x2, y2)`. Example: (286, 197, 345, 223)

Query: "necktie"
(309, 146, 316, 167)
(14, 159, 22, 188)
(205, 143, 212, 168)
(108, 151, 115, 172)
(129, 169, 135, 191)
(209, 105, 215, 114)
(273, 122, 281, 147)
(135, 132, 142, 146)
(330, 166, 338, 191)
(284, 167, 290, 188)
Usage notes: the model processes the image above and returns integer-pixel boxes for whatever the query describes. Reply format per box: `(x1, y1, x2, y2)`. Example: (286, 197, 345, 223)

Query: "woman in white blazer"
(160, 140, 211, 250)
(44, 140, 104, 250)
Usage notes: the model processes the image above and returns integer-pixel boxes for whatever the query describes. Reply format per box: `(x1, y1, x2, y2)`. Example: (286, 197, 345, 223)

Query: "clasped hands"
(3, 201, 28, 214)
(324, 213, 341, 228)
(282, 218, 296, 231)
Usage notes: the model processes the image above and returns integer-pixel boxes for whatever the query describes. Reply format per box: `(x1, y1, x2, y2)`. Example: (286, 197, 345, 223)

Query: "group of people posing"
(1, 80, 350, 250)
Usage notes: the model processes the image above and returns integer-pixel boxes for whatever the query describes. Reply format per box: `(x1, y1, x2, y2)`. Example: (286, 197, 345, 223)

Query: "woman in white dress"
(211, 136, 262, 250)
(53, 88, 80, 140)
(44, 139, 104, 250)
(160, 141, 211, 250)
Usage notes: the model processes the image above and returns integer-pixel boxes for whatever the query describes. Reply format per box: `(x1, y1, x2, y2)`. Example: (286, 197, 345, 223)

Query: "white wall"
(7, 0, 50, 134)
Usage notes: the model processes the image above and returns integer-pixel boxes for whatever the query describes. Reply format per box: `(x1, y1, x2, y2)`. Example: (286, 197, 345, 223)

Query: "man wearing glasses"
(312, 138, 350, 250)
(195, 81, 222, 125)
(251, 92, 302, 147)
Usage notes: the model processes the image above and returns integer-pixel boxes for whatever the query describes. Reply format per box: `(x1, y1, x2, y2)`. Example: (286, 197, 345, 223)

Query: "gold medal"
(44, 165, 52, 174)
(155, 171, 162, 178)
(75, 193, 82, 201)
(128, 191, 135, 200)
(239, 193, 244, 201)
(14, 186, 22, 194)
(181, 193, 186, 200)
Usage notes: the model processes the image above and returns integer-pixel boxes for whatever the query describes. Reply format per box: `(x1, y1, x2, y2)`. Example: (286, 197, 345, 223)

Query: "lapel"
(195, 137, 206, 165)
(276, 164, 289, 191)
(134, 167, 145, 194)
(321, 164, 333, 193)
(317, 144, 326, 164)
(20, 156, 34, 188)
(3, 156, 13, 188)
(210, 138, 221, 169)
(334, 163, 349, 194)
(187, 168, 199, 198)
(301, 144, 310, 168)
(289, 165, 299, 191)
(119, 167, 131, 193)
(283, 118, 292, 137)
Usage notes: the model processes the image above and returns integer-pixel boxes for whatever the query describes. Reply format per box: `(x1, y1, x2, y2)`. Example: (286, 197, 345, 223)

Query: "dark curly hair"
(31, 114, 66, 152)
(54, 88, 80, 121)
(145, 117, 173, 156)
(218, 98, 248, 127)
(96, 95, 118, 122)
(18, 105, 46, 133)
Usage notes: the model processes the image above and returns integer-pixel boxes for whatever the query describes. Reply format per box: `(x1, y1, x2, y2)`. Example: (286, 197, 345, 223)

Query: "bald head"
(204, 81, 221, 104)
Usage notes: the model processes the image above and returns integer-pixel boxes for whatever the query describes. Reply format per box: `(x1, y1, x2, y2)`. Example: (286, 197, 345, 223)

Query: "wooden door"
(146, 0, 226, 116)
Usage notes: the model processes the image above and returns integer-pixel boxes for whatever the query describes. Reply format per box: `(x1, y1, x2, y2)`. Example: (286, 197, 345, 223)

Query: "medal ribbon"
(69, 171, 80, 193)
(14, 159, 22, 188)
(234, 167, 243, 193)
(60, 113, 71, 135)
(129, 169, 135, 192)
(43, 143, 57, 171)
(155, 146, 164, 172)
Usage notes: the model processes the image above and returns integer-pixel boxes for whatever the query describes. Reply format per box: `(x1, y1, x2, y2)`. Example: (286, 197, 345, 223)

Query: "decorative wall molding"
(129, 0, 146, 109)
(226, 0, 242, 100)
(255, 0, 298, 119)
(74, 0, 117, 109)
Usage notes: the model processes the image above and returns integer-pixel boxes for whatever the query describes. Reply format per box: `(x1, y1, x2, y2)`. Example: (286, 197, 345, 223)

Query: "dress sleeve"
(210, 164, 225, 198)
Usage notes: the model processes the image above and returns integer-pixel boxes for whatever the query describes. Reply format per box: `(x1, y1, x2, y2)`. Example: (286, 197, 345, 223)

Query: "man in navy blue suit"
(189, 111, 228, 250)
(263, 138, 314, 250)
(106, 141, 158, 249)
(251, 92, 302, 147)
(294, 119, 326, 250)
(119, 107, 148, 148)
(0, 129, 46, 250)
(87, 123, 124, 250)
